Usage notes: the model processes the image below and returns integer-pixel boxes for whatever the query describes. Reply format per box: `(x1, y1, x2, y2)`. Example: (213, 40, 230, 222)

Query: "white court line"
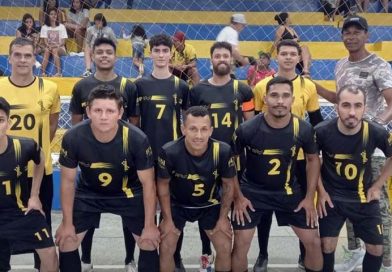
(12, 263, 305, 269)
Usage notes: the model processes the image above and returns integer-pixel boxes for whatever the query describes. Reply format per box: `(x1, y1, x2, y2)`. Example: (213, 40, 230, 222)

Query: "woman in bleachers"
(65, 0, 90, 53)
(270, 12, 312, 76)
(82, 13, 117, 77)
(40, 7, 68, 77)
(39, 0, 66, 27)
(16, 13, 42, 55)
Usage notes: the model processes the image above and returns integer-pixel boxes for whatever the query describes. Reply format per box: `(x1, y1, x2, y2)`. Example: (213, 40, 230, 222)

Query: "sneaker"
(380, 265, 392, 272)
(82, 70, 92, 78)
(81, 261, 93, 272)
(125, 260, 137, 272)
(199, 253, 214, 272)
(253, 254, 268, 272)
(334, 246, 365, 272)
(297, 256, 305, 270)
(174, 258, 186, 272)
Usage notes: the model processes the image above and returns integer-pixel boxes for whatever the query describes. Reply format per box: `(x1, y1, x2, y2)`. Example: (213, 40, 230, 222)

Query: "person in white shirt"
(65, 0, 89, 53)
(40, 7, 68, 77)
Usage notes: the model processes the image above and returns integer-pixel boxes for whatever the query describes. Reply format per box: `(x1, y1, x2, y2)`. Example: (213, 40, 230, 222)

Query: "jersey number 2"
(268, 159, 281, 175)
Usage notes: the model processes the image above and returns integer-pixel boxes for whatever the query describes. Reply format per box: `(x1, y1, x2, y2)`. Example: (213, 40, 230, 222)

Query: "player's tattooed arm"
(26, 150, 45, 215)
(138, 167, 161, 250)
(368, 157, 392, 202)
(210, 177, 233, 238)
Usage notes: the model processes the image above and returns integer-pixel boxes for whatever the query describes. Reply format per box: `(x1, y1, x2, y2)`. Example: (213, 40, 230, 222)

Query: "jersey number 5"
(192, 184, 205, 196)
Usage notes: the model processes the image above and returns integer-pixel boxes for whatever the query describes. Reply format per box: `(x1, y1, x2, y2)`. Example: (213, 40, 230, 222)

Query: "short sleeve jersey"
(171, 43, 197, 66)
(190, 79, 253, 144)
(59, 120, 154, 198)
(216, 26, 239, 46)
(0, 77, 60, 176)
(69, 75, 138, 119)
(157, 137, 236, 208)
(234, 114, 318, 195)
(315, 118, 392, 203)
(253, 75, 320, 118)
(135, 75, 189, 160)
(0, 136, 41, 214)
(335, 54, 392, 120)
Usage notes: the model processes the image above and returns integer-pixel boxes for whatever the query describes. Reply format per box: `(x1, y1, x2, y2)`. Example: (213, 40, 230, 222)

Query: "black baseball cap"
(342, 16, 368, 32)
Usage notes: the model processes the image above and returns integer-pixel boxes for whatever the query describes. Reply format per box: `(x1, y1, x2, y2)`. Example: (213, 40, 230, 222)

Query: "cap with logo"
(342, 16, 368, 32)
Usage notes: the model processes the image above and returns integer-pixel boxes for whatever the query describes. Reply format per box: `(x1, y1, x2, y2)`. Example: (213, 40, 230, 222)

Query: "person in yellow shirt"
(0, 37, 60, 271)
(170, 31, 200, 85)
(252, 39, 323, 272)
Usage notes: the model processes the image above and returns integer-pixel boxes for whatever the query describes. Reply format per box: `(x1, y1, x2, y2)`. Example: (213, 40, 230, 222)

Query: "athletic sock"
(138, 249, 159, 272)
(363, 251, 382, 272)
(200, 227, 212, 255)
(80, 228, 94, 264)
(322, 251, 335, 272)
(256, 210, 273, 256)
(123, 226, 136, 264)
(174, 231, 184, 266)
(59, 249, 81, 272)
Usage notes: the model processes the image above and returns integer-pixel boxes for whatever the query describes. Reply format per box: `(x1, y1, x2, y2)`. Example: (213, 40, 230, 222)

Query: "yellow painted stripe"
(284, 163, 293, 195)
(90, 162, 113, 169)
(213, 142, 219, 167)
(334, 154, 353, 160)
(15, 181, 27, 211)
(358, 169, 366, 203)
(12, 139, 21, 162)
(263, 149, 282, 155)
(0, 8, 391, 26)
(210, 103, 228, 109)
(122, 176, 134, 198)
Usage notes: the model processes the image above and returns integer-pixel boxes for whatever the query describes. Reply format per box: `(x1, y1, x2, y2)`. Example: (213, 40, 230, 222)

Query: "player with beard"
(69, 37, 138, 272)
(187, 41, 253, 272)
(232, 76, 323, 272)
(316, 85, 392, 272)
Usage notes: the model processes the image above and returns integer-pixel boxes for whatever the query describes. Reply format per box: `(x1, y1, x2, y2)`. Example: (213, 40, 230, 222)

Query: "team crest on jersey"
(158, 156, 165, 168)
(60, 148, 67, 158)
(146, 146, 153, 157)
(37, 100, 46, 111)
(228, 157, 235, 168)
(14, 165, 22, 178)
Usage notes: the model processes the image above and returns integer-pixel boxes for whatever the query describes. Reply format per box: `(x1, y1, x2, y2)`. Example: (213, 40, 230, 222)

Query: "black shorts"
(171, 204, 220, 231)
(0, 210, 54, 252)
(73, 195, 145, 236)
(319, 200, 383, 245)
(233, 187, 313, 230)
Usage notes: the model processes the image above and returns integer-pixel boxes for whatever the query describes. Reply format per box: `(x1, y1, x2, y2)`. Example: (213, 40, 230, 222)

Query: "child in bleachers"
(16, 14, 42, 55)
(65, 0, 90, 53)
(122, 24, 148, 78)
(40, 7, 68, 77)
(82, 13, 117, 77)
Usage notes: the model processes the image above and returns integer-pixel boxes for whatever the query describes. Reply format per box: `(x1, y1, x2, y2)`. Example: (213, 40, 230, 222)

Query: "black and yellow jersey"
(0, 136, 41, 214)
(190, 79, 253, 144)
(234, 114, 318, 195)
(59, 120, 154, 198)
(69, 75, 138, 119)
(157, 137, 236, 208)
(315, 118, 392, 203)
(135, 75, 189, 160)
(0, 77, 60, 176)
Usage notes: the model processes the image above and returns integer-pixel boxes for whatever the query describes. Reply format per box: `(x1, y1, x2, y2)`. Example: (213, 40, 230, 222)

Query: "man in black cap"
(315, 15, 392, 272)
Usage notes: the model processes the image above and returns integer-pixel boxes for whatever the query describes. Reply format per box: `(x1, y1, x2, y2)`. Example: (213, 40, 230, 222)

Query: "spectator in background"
(39, 0, 66, 27)
(381, 0, 390, 12)
(247, 51, 275, 88)
(170, 31, 200, 85)
(270, 12, 312, 76)
(40, 7, 68, 77)
(83, 13, 117, 77)
(320, 0, 336, 21)
(65, 0, 89, 53)
(122, 24, 148, 78)
(216, 13, 251, 72)
(16, 13, 42, 55)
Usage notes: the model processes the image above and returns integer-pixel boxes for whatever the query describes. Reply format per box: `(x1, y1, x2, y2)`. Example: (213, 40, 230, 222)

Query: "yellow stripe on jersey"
(358, 169, 366, 203)
(12, 139, 21, 162)
(0, 172, 7, 177)
(263, 149, 283, 155)
(173, 77, 180, 140)
(122, 126, 129, 156)
(334, 154, 353, 160)
(151, 95, 168, 101)
(210, 103, 228, 109)
(233, 80, 239, 131)
(213, 142, 219, 167)
(284, 162, 293, 195)
(208, 182, 219, 205)
(15, 181, 26, 211)
(122, 176, 134, 198)
(90, 163, 114, 169)
(362, 121, 369, 147)
(120, 77, 127, 94)
(293, 117, 299, 140)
